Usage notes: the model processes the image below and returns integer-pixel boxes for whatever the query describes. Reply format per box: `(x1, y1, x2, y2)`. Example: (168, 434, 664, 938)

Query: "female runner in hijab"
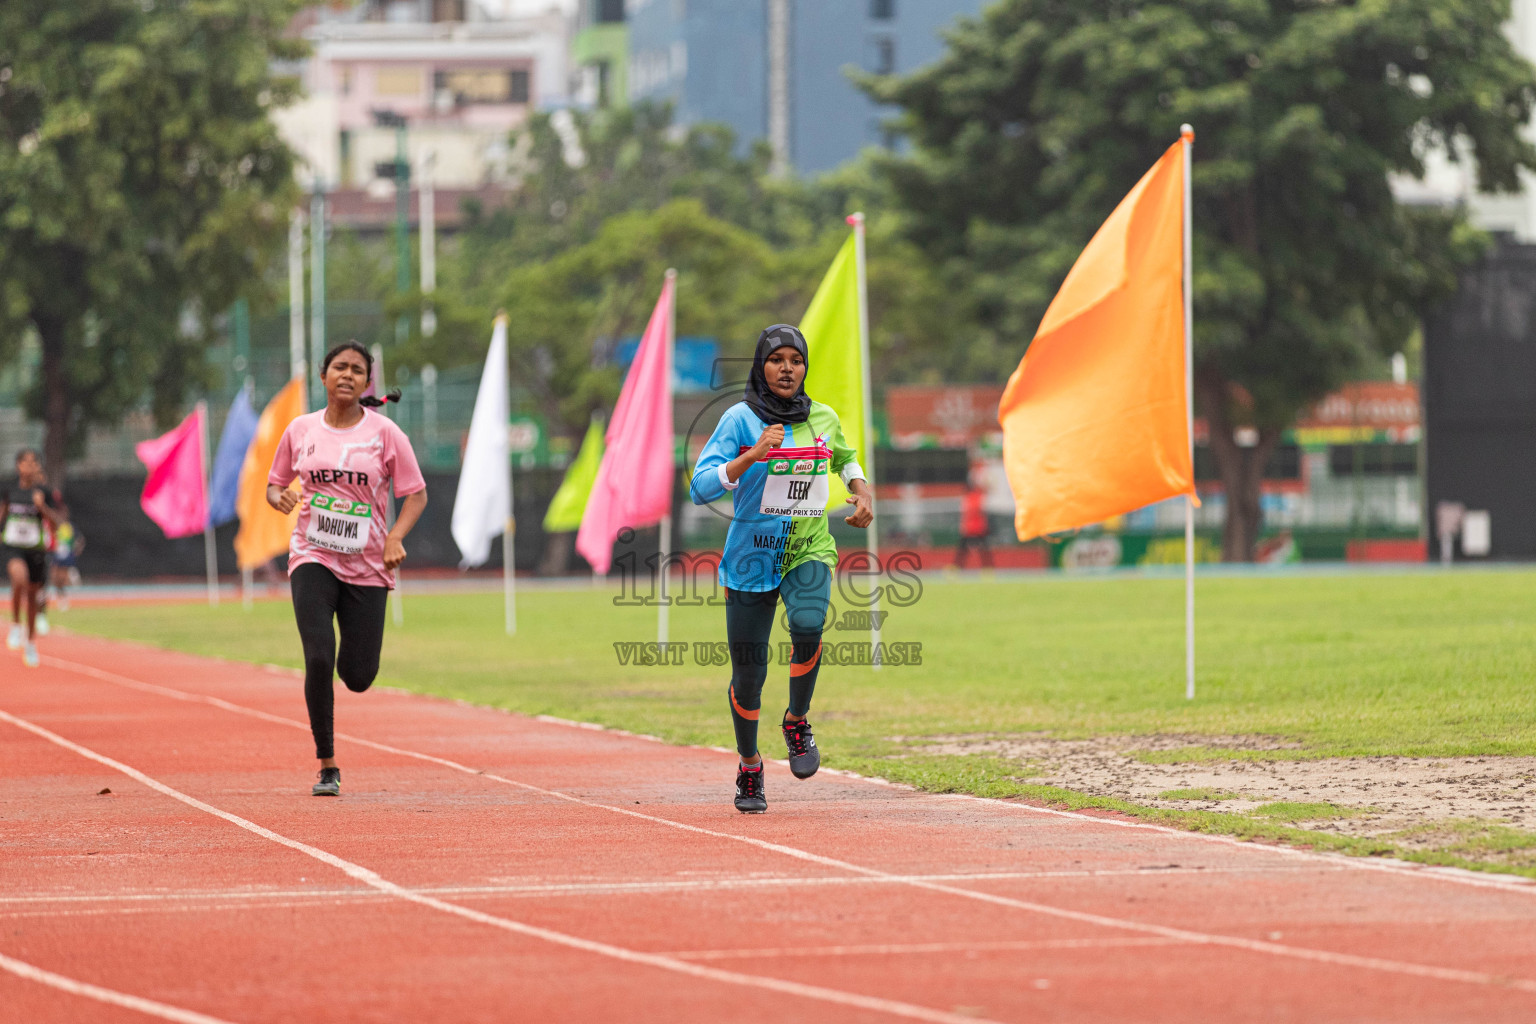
(689, 324, 874, 812)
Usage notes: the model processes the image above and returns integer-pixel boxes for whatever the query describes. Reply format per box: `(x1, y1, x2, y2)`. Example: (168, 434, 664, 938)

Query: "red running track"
(4, 634, 1536, 1023)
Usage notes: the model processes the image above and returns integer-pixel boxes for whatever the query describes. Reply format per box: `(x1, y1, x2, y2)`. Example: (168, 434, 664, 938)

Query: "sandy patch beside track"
(920, 734, 1536, 856)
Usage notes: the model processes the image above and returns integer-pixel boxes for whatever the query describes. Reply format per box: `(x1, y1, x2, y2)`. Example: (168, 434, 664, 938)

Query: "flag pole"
(288, 212, 307, 402)
(309, 188, 327, 412)
(504, 509, 516, 634)
(372, 344, 404, 627)
(848, 213, 882, 670)
(197, 401, 219, 608)
(241, 376, 255, 611)
(500, 313, 517, 636)
(658, 268, 677, 646)
(1181, 124, 1196, 701)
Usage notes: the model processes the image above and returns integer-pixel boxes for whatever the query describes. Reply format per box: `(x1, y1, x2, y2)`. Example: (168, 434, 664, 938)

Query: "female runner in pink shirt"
(266, 342, 428, 796)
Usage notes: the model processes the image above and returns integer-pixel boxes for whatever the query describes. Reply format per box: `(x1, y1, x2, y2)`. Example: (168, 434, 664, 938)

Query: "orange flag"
(233, 377, 305, 570)
(999, 138, 1196, 541)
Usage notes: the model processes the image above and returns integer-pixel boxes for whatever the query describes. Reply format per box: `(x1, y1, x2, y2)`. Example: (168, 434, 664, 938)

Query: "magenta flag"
(577, 275, 676, 575)
(136, 406, 208, 540)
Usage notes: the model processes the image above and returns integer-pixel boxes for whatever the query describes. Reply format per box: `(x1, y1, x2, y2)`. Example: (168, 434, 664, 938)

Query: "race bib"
(758, 448, 830, 518)
(304, 493, 372, 555)
(3, 517, 41, 548)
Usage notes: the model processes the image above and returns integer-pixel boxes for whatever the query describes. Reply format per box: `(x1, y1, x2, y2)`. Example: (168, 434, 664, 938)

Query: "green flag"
(543, 418, 605, 532)
(800, 229, 865, 505)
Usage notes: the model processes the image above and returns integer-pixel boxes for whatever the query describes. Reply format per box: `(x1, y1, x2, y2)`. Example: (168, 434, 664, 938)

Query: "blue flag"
(208, 388, 258, 527)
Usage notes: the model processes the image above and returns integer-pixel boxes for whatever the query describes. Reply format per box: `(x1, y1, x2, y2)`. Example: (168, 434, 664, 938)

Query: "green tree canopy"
(0, 0, 302, 478)
(387, 105, 974, 437)
(865, 0, 1536, 558)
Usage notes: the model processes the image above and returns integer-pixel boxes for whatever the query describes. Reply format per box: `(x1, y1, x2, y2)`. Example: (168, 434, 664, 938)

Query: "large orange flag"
(233, 377, 305, 569)
(999, 138, 1196, 540)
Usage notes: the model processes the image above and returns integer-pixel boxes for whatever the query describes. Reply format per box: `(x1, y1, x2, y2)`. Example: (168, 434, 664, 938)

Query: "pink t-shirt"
(267, 409, 426, 590)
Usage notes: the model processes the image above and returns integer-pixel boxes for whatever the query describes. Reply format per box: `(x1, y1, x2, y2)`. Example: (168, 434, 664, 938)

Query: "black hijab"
(744, 323, 812, 425)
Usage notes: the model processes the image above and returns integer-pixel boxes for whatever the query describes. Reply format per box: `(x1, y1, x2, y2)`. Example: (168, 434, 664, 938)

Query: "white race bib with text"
(304, 493, 372, 555)
(3, 518, 41, 548)
(758, 449, 830, 518)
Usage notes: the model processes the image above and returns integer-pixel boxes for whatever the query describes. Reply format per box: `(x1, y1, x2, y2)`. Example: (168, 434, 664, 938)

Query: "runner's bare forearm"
(724, 451, 759, 483)
(844, 477, 874, 528)
(265, 484, 297, 513)
(389, 490, 428, 543)
(726, 426, 783, 482)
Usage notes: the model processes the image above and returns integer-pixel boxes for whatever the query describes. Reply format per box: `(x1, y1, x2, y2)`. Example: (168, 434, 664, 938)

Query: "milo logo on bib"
(760, 446, 831, 518)
(305, 493, 373, 554)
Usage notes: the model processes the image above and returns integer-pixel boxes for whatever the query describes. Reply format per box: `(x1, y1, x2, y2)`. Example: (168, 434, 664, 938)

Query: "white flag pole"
(420, 151, 437, 339)
(310, 189, 327, 412)
(657, 268, 677, 646)
(371, 344, 404, 627)
(242, 377, 255, 610)
(197, 401, 219, 608)
(501, 313, 517, 636)
(288, 212, 307, 400)
(849, 213, 882, 670)
(1181, 124, 1196, 701)
(504, 506, 517, 634)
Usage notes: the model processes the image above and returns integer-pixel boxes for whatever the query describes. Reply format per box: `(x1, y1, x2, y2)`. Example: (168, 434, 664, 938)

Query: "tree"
(865, 0, 1536, 559)
(447, 103, 789, 307)
(389, 102, 976, 403)
(487, 199, 785, 438)
(0, 0, 302, 481)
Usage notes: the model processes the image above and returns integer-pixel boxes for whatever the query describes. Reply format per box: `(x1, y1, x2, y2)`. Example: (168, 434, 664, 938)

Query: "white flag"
(451, 318, 511, 567)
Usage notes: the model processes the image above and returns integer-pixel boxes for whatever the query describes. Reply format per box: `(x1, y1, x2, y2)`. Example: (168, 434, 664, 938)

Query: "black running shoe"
(734, 765, 766, 813)
(782, 716, 820, 779)
(312, 767, 341, 797)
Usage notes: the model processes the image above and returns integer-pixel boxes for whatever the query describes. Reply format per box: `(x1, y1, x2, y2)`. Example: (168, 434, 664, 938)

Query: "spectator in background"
(49, 519, 82, 612)
(953, 469, 993, 569)
(34, 474, 67, 633)
(3, 449, 64, 667)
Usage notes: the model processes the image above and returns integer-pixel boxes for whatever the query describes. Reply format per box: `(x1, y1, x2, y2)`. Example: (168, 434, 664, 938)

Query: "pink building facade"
(275, 3, 570, 192)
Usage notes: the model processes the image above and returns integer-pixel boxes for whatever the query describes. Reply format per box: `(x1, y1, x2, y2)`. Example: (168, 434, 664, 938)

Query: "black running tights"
(725, 559, 830, 759)
(290, 562, 389, 760)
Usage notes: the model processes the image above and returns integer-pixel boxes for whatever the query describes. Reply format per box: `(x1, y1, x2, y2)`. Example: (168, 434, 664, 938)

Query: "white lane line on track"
(539, 714, 1536, 897)
(0, 868, 1341, 925)
(670, 937, 1189, 961)
(46, 653, 1536, 898)
(0, 864, 1338, 908)
(38, 656, 1536, 998)
(0, 707, 1004, 1024)
(0, 950, 235, 1024)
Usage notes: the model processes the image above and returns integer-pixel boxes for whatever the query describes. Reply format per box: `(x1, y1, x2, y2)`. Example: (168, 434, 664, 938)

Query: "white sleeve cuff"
(717, 463, 739, 492)
(840, 462, 866, 485)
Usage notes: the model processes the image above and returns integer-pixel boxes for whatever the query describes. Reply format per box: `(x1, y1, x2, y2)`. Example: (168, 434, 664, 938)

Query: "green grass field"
(60, 568, 1536, 873)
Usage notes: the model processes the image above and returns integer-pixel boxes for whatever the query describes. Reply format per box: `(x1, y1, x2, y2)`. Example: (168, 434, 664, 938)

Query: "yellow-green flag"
(543, 418, 605, 532)
(800, 229, 865, 505)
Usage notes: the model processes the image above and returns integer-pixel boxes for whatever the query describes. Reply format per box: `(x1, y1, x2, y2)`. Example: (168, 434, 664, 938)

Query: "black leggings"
(290, 563, 388, 760)
(725, 559, 831, 759)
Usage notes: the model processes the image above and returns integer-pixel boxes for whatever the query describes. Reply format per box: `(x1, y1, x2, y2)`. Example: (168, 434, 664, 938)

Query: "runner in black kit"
(266, 343, 427, 796)
(2, 450, 64, 668)
(32, 475, 65, 636)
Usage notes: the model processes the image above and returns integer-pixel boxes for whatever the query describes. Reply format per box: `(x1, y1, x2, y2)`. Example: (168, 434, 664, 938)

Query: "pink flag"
(577, 275, 675, 575)
(136, 407, 208, 540)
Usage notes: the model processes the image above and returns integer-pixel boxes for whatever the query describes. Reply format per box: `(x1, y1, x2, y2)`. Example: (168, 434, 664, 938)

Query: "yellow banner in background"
(800, 230, 863, 508)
